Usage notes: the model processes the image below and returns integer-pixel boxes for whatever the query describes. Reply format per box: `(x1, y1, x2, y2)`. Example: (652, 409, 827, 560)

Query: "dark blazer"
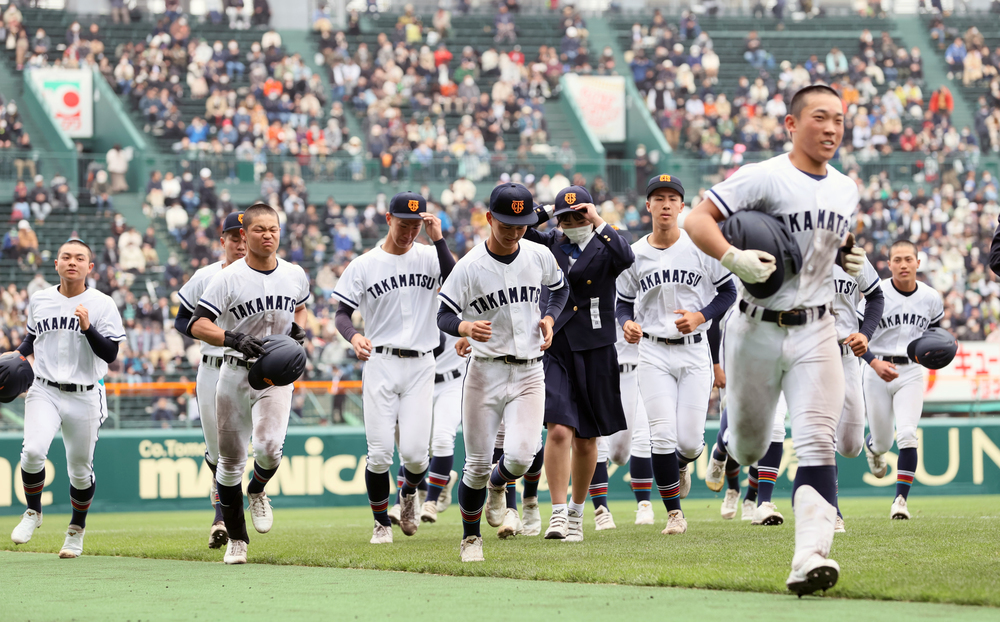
(524, 212, 635, 351)
(990, 217, 1000, 277)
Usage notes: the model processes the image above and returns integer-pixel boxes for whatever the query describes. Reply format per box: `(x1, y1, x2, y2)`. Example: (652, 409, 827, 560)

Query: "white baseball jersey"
(198, 257, 311, 359)
(616, 231, 732, 340)
(832, 258, 880, 341)
(439, 240, 564, 360)
(26, 286, 125, 384)
(436, 332, 465, 373)
(332, 243, 443, 352)
(707, 153, 859, 311)
(178, 260, 226, 357)
(863, 279, 944, 358)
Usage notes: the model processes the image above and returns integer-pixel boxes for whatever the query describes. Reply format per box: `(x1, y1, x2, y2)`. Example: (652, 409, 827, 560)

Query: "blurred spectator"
(106, 144, 132, 193)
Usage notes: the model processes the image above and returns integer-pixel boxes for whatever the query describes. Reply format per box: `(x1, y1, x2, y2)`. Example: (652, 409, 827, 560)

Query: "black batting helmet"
(248, 334, 307, 390)
(0, 353, 34, 403)
(720, 210, 803, 299)
(907, 327, 958, 370)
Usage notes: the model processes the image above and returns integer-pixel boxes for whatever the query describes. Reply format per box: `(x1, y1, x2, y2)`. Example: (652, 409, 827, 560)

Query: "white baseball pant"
(431, 370, 464, 457)
(598, 367, 651, 465)
(838, 352, 866, 458)
(196, 360, 222, 465)
(637, 340, 712, 461)
(20, 380, 108, 489)
(862, 361, 924, 454)
(362, 351, 434, 475)
(214, 362, 293, 487)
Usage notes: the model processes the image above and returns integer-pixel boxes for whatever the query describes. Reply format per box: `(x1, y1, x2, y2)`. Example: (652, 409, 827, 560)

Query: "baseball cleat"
(545, 510, 568, 539)
(752, 501, 784, 526)
(662, 509, 687, 535)
(417, 488, 427, 510)
(865, 444, 887, 478)
(741, 499, 755, 521)
(436, 471, 458, 512)
(520, 495, 541, 536)
(58, 525, 85, 559)
(786, 554, 839, 596)
(721, 489, 740, 520)
(890, 495, 910, 520)
(834, 516, 846, 533)
(370, 523, 393, 544)
(594, 505, 616, 530)
(705, 445, 726, 492)
(387, 503, 401, 525)
(399, 492, 419, 536)
(564, 512, 584, 542)
(248, 492, 273, 533)
(634, 500, 655, 525)
(420, 501, 438, 523)
(497, 508, 522, 539)
(460, 535, 485, 562)
(11, 509, 42, 544)
(485, 481, 507, 527)
(678, 464, 691, 499)
(224, 539, 248, 564)
(209, 521, 229, 549)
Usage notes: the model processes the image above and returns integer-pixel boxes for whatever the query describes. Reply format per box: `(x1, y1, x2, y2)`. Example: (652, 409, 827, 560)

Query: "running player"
(617, 174, 736, 536)
(420, 331, 464, 522)
(437, 181, 568, 562)
(861, 240, 944, 520)
(10, 239, 125, 558)
(174, 211, 246, 549)
(684, 85, 866, 595)
(190, 203, 311, 565)
(332, 192, 453, 544)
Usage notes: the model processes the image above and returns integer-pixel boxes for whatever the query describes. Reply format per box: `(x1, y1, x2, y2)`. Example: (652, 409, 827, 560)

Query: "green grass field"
(1, 496, 998, 621)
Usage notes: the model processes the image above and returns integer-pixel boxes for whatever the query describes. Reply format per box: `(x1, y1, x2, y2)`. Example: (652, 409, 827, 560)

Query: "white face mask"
(563, 224, 594, 245)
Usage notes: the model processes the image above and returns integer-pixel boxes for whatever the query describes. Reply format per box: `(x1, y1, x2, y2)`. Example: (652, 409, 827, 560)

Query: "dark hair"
(890, 239, 917, 257)
(789, 85, 842, 118)
(59, 238, 94, 262)
(242, 202, 279, 229)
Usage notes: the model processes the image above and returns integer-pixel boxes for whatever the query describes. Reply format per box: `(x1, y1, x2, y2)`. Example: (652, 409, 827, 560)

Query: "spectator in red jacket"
(929, 86, 954, 121)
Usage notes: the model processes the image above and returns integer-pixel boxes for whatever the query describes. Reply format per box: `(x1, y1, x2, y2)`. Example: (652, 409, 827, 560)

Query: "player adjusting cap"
(646, 174, 685, 199)
(489, 182, 536, 226)
(223, 211, 245, 232)
(389, 191, 427, 219)
(553, 185, 593, 217)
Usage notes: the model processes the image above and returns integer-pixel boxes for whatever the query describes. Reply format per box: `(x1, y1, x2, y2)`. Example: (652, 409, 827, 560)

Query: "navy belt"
(43, 379, 94, 392)
(202, 355, 223, 368)
(224, 355, 253, 369)
(642, 332, 703, 345)
(739, 300, 827, 327)
(374, 346, 427, 358)
(435, 369, 462, 384)
(476, 355, 542, 365)
(879, 355, 910, 365)
(619, 363, 637, 373)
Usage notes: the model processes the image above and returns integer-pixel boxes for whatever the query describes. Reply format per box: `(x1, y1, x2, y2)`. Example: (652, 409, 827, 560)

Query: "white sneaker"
(520, 496, 541, 536)
(834, 515, 846, 533)
(788, 485, 838, 596)
(399, 492, 419, 536)
(417, 488, 427, 510)
(721, 489, 739, 520)
(890, 495, 910, 520)
(678, 464, 691, 499)
(786, 553, 840, 596)
(545, 510, 568, 539)
(370, 522, 393, 544)
(209, 521, 229, 549)
(11, 509, 42, 544)
(498, 507, 522, 539)
(420, 500, 438, 523)
(741, 499, 755, 521)
(460, 535, 485, 562)
(752, 501, 784, 526)
(865, 444, 887, 478)
(594, 505, 616, 530)
(705, 445, 726, 492)
(485, 481, 507, 528)
(436, 471, 458, 512)
(248, 492, 273, 534)
(58, 525, 85, 558)
(224, 539, 248, 564)
(564, 512, 583, 542)
(635, 500, 655, 525)
(387, 503, 401, 525)
(662, 509, 687, 535)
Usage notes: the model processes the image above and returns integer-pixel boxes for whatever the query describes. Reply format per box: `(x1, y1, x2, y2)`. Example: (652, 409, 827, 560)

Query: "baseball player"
(861, 240, 944, 520)
(616, 174, 736, 536)
(332, 191, 453, 544)
(190, 203, 311, 565)
(9, 239, 125, 558)
(437, 181, 568, 562)
(421, 333, 466, 520)
(174, 211, 246, 549)
(684, 84, 866, 595)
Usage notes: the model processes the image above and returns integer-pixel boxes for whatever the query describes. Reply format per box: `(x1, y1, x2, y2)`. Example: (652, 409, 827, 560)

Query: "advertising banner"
(27, 67, 94, 138)
(924, 341, 1000, 405)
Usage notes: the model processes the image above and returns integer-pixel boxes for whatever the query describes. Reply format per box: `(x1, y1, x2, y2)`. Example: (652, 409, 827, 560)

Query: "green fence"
(1, 418, 998, 516)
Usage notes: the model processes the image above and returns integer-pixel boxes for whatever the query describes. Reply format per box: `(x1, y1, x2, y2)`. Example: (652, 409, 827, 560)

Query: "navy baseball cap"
(389, 191, 426, 219)
(489, 182, 536, 226)
(646, 174, 685, 199)
(553, 185, 593, 217)
(223, 211, 244, 232)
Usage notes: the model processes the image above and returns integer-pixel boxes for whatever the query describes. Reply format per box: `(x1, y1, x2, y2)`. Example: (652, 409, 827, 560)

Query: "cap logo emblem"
(565, 193, 576, 205)
(659, 175, 671, 182)
(238, 214, 244, 224)
(408, 200, 420, 212)
(511, 200, 525, 213)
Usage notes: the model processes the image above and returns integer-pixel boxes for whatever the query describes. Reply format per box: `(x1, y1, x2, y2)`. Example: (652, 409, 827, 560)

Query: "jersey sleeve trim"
(331, 290, 358, 308)
(713, 272, 734, 286)
(861, 280, 880, 296)
(439, 292, 462, 313)
(296, 293, 312, 306)
(107, 333, 128, 342)
(707, 189, 733, 217)
(26, 323, 36, 335)
(198, 298, 222, 315)
(616, 289, 636, 302)
(545, 274, 565, 290)
(177, 291, 195, 311)
(931, 310, 944, 323)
